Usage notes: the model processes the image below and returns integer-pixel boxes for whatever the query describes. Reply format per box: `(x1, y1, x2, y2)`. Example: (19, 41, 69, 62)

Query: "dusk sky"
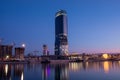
(0, 0, 120, 54)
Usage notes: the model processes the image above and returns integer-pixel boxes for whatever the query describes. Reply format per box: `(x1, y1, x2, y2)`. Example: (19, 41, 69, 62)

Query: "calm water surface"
(0, 61, 120, 80)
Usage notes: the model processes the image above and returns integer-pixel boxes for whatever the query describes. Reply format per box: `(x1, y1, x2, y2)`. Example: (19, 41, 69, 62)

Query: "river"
(0, 61, 120, 80)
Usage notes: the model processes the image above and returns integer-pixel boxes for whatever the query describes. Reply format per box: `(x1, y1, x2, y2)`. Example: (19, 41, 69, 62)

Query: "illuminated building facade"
(15, 47, 25, 60)
(0, 45, 13, 60)
(55, 10, 68, 55)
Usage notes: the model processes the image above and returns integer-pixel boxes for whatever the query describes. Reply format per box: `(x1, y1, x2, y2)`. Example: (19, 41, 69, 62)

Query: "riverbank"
(1, 59, 120, 64)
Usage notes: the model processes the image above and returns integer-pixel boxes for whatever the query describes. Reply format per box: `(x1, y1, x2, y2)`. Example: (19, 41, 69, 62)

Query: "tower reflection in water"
(14, 64, 24, 80)
(0, 64, 12, 80)
(0, 64, 24, 80)
(42, 64, 50, 80)
(55, 64, 69, 80)
(1, 61, 120, 80)
(42, 63, 69, 80)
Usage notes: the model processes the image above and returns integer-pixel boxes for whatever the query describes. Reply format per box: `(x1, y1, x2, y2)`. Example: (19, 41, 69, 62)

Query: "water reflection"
(54, 64, 69, 80)
(5, 64, 8, 76)
(103, 61, 109, 73)
(13, 64, 24, 80)
(0, 61, 120, 80)
(42, 64, 50, 80)
(0, 64, 11, 80)
(42, 63, 69, 80)
(21, 72, 23, 80)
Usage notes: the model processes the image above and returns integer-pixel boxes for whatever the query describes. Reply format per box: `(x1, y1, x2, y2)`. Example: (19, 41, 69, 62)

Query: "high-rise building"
(15, 47, 25, 60)
(0, 45, 13, 60)
(55, 10, 68, 55)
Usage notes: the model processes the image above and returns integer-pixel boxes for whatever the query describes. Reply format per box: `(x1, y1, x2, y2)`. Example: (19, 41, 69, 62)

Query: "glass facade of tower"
(55, 10, 68, 55)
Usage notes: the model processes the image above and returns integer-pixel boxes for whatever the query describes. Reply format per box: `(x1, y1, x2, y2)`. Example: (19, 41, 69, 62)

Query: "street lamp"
(6, 55, 9, 59)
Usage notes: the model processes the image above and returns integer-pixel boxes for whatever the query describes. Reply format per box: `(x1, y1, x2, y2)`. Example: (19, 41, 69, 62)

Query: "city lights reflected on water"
(103, 61, 109, 73)
(118, 61, 120, 65)
(70, 63, 79, 71)
(42, 64, 51, 80)
(69, 63, 83, 71)
(5, 64, 8, 76)
(44, 67, 50, 77)
(1, 62, 120, 80)
(21, 72, 24, 80)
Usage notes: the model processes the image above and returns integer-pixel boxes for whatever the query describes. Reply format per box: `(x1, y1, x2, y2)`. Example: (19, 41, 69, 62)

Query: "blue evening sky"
(0, 0, 120, 54)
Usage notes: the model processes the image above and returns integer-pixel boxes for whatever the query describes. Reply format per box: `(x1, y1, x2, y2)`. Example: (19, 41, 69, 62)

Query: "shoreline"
(0, 59, 120, 64)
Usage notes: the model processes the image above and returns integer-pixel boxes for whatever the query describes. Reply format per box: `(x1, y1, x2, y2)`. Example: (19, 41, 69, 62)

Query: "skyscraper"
(15, 47, 25, 60)
(55, 10, 68, 55)
(0, 45, 13, 60)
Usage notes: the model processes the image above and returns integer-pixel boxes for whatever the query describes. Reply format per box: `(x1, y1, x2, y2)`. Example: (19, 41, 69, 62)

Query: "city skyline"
(1, 0, 120, 54)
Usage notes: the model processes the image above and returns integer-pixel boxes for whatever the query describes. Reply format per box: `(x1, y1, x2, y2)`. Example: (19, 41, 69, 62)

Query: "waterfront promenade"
(1, 53, 120, 64)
